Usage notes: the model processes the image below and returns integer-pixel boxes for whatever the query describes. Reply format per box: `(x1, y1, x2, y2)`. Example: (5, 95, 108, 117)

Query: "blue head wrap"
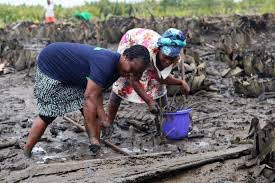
(157, 28, 187, 57)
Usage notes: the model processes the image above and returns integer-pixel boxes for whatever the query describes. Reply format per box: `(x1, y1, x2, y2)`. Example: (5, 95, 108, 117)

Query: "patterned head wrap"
(157, 28, 187, 58)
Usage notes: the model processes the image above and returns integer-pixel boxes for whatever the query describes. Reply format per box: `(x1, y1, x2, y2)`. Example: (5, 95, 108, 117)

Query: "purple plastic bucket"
(162, 108, 192, 140)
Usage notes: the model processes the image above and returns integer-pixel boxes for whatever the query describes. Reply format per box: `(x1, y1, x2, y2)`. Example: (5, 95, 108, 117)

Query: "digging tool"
(63, 116, 130, 156)
(102, 139, 130, 156)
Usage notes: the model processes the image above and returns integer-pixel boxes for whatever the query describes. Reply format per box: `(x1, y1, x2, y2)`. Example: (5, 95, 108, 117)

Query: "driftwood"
(0, 139, 18, 149)
(63, 116, 130, 156)
(3, 145, 251, 183)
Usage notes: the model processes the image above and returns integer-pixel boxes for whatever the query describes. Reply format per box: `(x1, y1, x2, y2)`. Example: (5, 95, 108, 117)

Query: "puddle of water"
(32, 146, 46, 156)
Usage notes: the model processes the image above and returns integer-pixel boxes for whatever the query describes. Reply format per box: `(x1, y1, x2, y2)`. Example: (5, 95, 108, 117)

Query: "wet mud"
(1, 14, 275, 182)
(1, 63, 273, 182)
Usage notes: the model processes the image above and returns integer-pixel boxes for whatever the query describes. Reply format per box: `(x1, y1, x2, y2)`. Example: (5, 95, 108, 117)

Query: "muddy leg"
(80, 108, 101, 144)
(84, 120, 101, 145)
(24, 116, 54, 157)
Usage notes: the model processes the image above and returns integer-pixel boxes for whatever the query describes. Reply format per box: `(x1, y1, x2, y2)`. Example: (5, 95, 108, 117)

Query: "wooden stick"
(63, 116, 130, 156)
(63, 116, 85, 132)
(102, 139, 130, 156)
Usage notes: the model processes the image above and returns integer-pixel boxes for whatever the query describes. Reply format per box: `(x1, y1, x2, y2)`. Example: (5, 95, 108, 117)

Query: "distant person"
(23, 42, 150, 157)
(106, 28, 190, 127)
(44, 0, 56, 23)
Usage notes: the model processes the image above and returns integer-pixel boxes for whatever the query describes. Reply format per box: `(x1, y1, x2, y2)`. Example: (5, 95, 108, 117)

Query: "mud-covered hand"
(148, 100, 160, 115)
(180, 80, 190, 95)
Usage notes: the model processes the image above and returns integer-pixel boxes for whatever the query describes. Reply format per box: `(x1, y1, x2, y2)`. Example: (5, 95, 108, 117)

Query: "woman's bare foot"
(89, 144, 101, 155)
(23, 147, 32, 158)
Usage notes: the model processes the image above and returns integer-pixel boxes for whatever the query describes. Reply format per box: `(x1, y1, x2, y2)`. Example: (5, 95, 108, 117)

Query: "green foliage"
(0, 0, 274, 27)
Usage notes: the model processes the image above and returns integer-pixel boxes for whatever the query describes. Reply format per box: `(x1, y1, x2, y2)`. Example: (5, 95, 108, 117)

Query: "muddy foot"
(89, 144, 101, 156)
(23, 148, 32, 158)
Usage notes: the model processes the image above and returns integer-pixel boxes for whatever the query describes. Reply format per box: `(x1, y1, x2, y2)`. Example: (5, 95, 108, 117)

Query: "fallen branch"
(63, 116, 85, 132)
(63, 116, 130, 156)
(102, 139, 130, 156)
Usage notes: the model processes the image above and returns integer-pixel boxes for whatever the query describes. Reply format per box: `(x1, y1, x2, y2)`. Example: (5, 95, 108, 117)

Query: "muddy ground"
(0, 49, 273, 182)
(1, 15, 275, 182)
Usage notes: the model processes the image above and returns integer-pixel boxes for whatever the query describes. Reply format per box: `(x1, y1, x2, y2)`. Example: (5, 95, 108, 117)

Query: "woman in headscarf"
(105, 28, 190, 127)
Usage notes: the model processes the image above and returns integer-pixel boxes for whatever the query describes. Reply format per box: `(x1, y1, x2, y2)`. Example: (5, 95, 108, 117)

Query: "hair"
(122, 45, 150, 67)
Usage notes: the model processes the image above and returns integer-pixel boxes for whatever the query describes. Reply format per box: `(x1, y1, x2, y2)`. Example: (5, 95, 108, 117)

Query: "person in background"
(23, 42, 150, 157)
(45, 0, 56, 23)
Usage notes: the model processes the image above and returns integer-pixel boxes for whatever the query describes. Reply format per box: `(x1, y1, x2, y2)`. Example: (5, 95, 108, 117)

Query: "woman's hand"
(180, 80, 190, 95)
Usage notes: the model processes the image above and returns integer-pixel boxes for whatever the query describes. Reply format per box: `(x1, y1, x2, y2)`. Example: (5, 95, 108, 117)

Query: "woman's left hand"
(180, 80, 190, 95)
